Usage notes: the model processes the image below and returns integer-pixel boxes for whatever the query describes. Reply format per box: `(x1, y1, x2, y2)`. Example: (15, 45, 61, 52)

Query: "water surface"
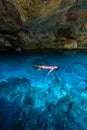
(0, 50, 87, 130)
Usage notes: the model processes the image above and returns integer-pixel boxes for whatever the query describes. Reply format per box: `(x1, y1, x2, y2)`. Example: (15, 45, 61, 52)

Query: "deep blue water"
(0, 50, 87, 130)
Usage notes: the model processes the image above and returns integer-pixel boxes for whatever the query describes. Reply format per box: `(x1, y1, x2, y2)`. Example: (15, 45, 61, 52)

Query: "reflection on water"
(0, 50, 87, 130)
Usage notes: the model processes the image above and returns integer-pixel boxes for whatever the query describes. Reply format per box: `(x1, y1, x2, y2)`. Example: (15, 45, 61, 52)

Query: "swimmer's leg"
(47, 69, 54, 75)
(34, 65, 41, 70)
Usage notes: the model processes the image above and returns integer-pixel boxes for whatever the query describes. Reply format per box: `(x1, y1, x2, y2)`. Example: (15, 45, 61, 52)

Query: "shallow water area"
(0, 50, 87, 130)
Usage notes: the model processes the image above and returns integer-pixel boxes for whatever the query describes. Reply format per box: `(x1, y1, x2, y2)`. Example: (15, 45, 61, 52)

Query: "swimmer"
(35, 65, 59, 75)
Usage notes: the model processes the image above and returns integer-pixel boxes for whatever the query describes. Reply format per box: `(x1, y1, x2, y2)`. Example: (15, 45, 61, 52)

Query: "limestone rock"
(0, 0, 87, 49)
(64, 39, 77, 49)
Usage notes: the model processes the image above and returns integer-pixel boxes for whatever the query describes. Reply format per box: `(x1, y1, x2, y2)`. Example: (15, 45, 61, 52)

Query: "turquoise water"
(0, 50, 87, 130)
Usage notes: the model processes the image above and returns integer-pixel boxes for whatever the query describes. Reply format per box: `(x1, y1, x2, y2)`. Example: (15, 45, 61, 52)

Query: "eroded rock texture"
(0, 0, 87, 49)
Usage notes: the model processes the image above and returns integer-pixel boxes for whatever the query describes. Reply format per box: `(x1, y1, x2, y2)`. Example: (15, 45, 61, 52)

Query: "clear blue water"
(0, 50, 87, 130)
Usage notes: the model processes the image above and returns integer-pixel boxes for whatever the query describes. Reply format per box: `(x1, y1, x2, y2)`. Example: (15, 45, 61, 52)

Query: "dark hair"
(55, 68, 59, 70)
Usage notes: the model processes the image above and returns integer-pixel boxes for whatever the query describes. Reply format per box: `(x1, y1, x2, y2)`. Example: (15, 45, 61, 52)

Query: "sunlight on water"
(0, 50, 87, 130)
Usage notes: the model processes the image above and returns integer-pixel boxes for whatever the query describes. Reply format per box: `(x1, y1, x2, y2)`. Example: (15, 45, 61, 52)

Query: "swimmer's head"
(54, 66, 59, 70)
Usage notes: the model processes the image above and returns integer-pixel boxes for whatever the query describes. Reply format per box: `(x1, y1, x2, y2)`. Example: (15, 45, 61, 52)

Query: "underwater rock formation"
(0, 0, 87, 49)
(0, 77, 87, 130)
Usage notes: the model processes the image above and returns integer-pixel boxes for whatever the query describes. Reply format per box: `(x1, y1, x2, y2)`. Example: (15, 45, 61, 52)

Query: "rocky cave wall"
(0, 0, 87, 50)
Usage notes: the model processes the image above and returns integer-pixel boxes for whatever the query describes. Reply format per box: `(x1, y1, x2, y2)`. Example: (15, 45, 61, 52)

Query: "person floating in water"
(35, 65, 59, 75)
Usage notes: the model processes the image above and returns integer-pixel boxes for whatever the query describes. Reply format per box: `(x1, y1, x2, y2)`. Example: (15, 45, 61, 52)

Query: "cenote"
(0, 50, 87, 130)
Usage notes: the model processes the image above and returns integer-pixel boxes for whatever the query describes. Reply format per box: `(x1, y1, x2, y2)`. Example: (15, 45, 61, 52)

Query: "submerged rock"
(0, 75, 87, 129)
